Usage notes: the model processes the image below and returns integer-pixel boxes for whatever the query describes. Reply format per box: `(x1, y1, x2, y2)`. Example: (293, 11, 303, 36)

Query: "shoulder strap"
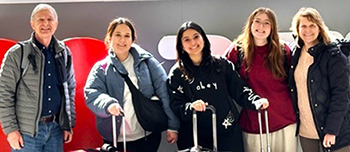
(282, 45, 289, 75)
(235, 45, 244, 72)
(143, 58, 158, 96)
(17, 42, 24, 75)
(213, 57, 227, 74)
(16, 42, 24, 81)
(15, 42, 25, 101)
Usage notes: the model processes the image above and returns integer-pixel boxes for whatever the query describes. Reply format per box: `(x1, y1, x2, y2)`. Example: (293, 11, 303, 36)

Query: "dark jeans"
(106, 132, 161, 152)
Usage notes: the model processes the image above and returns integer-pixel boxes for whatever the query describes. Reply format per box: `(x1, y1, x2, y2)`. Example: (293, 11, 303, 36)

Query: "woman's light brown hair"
(234, 7, 286, 78)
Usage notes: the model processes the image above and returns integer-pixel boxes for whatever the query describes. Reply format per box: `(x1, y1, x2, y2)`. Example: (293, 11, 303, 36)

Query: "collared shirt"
(34, 37, 62, 117)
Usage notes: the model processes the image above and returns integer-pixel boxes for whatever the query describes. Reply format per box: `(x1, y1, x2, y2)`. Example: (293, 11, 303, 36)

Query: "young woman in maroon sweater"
(225, 7, 297, 152)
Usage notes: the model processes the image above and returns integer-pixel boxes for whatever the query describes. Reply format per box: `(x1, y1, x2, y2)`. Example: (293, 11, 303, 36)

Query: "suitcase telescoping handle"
(191, 105, 217, 152)
(112, 115, 126, 152)
(258, 109, 271, 152)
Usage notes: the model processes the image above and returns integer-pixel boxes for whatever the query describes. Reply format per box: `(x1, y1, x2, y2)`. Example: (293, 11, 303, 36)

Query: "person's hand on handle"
(253, 98, 269, 110)
(7, 131, 24, 150)
(190, 99, 208, 112)
(108, 103, 124, 116)
(260, 101, 269, 110)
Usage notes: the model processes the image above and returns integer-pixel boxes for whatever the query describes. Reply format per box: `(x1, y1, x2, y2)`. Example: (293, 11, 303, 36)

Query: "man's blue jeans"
(12, 121, 63, 152)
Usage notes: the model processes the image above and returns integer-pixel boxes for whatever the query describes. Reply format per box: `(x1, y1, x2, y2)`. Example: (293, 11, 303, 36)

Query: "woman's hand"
(190, 99, 208, 112)
(323, 134, 336, 148)
(107, 103, 124, 116)
(253, 98, 269, 110)
(166, 131, 178, 144)
(260, 100, 269, 110)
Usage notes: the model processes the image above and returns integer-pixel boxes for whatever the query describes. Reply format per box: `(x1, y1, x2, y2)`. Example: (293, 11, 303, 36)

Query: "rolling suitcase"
(179, 105, 217, 152)
(258, 109, 271, 152)
(100, 115, 126, 152)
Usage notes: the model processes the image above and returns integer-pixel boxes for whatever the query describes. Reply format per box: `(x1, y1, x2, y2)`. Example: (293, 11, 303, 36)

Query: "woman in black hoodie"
(167, 21, 269, 152)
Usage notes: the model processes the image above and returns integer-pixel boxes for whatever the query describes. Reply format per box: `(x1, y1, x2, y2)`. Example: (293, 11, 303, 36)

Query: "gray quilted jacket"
(0, 33, 76, 136)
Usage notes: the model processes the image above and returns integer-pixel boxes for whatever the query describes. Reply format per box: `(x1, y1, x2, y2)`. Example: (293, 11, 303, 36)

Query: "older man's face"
(30, 9, 58, 41)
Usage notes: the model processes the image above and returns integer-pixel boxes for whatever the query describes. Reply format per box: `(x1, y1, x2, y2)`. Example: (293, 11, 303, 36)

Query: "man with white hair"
(0, 3, 76, 152)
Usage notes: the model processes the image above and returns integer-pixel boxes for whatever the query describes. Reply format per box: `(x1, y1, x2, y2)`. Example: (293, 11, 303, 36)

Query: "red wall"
(63, 37, 107, 151)
(0, 38, 17, 152)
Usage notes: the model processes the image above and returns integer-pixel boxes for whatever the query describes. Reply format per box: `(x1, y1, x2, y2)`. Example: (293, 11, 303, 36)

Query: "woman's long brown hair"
(234, 7, 286, 78)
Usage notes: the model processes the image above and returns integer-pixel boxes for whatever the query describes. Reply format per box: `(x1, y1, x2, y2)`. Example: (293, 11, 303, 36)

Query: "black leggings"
(114, 132, 161, 152)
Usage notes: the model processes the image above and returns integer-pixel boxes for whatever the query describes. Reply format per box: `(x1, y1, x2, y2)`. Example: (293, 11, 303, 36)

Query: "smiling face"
(181, 29, 204, 60)
(30, 9, 58, 41)
(251, 13, 271, 45)
(109, 24, 133, 57)
(298, 16, 320, 47)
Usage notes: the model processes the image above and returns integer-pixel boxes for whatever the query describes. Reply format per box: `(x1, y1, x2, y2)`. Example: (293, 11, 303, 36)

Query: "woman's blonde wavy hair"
(290, 7, 331, 46)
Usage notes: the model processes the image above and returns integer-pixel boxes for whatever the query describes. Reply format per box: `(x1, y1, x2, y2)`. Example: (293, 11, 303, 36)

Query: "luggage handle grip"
(192, 105, 217, 152)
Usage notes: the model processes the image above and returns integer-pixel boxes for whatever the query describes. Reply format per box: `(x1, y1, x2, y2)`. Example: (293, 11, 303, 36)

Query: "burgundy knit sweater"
(225, 44, 296, 133)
